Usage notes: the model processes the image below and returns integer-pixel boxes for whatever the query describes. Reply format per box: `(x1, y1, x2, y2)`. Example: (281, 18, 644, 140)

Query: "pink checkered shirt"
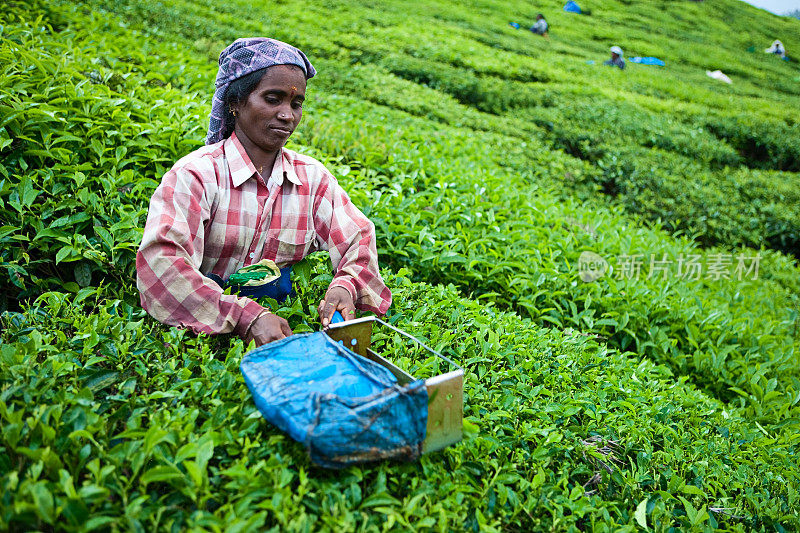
(136, 132, 392, 338)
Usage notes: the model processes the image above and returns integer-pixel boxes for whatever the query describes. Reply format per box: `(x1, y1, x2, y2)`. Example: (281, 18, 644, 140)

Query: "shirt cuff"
(234, 299, 268, 339)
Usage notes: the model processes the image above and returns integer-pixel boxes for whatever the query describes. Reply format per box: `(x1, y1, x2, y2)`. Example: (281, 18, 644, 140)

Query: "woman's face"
(233, 65, 307, 158)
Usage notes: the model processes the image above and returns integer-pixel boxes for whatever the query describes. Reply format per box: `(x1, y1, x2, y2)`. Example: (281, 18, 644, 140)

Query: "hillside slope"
(1, 0, 799, 530)
(92, 0, 800, 254)
(39, 0, 800, 422)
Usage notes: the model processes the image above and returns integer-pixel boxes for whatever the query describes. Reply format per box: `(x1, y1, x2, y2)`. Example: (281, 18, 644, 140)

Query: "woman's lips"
(269, 125, 292, 135)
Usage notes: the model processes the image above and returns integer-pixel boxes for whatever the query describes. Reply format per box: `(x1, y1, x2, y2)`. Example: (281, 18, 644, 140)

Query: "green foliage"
(379, 55, 544, 114)
(0, 7, 206, 306)
(2, 0, 798, 428)
(2, 0, 800, 530)
(70, 0, 800, 254)
(2, 263, 799, 531)
(703, 115, 800, 172)
(583, 146, 800, 256)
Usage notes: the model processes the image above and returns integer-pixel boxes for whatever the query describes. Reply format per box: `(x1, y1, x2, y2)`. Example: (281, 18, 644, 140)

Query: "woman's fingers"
(335, 296, 356, 322)
(320, 286, 355, 326)
(246, 313, 293, 346)
(280, 319, 294, 337)
(320, 298, 338, 326)
(317, 299, 331, 324)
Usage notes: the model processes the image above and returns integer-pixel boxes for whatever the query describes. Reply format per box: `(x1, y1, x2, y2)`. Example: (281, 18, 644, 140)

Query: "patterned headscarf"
(206, 37, 316, 145)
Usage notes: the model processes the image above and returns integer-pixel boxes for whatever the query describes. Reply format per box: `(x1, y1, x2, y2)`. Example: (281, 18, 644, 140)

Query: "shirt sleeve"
(311, 170, 392, 315)
(136, 165, 265, 338)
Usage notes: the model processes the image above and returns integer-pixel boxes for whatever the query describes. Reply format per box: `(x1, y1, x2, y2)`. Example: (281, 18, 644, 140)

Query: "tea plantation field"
(1, 0, 800, 530)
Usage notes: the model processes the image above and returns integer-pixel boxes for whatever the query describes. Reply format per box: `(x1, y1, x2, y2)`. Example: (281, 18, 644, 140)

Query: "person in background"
(765, 40, 786, 59)
(604, 45, 625, 69)
(136, 38, 392, 347)
(530, 13, 549, 36)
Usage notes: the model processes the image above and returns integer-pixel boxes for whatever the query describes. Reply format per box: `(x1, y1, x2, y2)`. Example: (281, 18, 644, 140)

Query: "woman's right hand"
(244, 312, 293, 346)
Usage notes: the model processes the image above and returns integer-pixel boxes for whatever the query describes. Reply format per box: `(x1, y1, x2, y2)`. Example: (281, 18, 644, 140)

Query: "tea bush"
(2, 0, 800, 530)
(703, 115, 800, 172)
(2, 261, 799, 531)
(0, 8, 207, 304)
(3, 0, 800, 422)
(72, 0, 800, 255)
(586, 146, 800, 256)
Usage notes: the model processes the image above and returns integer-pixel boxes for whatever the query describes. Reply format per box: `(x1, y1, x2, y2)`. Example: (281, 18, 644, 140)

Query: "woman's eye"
(292, 101, 303, 110)
(265, 96, 280, 104)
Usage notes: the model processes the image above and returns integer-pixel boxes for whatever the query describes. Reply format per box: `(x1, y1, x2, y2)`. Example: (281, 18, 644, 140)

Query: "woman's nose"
(277, 104, 293, 121)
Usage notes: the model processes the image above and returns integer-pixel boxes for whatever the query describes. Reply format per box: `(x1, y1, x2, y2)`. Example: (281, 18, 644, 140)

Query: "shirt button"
(249, 252, 255, 258)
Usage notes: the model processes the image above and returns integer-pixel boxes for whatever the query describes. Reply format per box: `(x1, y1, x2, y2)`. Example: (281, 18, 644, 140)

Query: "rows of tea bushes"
(2, 0, 800, 422)
(579, 145, 800, 255)
(329, 6, 800, 255)
(253, 0, 800, 251)
(76, 0, 800, 257)
(42, 0, 800, 423)
(308, 0, 800, 248)
(2, 259, 799, 530)
(2, 0, 800, 529)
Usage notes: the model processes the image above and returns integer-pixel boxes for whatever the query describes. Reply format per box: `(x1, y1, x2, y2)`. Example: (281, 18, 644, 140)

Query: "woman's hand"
(318, 286, 356, 327)
(244, 312, 293, 346)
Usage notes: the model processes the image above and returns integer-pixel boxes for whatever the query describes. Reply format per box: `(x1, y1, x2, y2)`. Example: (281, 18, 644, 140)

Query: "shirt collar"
(225, 132, 302, 188)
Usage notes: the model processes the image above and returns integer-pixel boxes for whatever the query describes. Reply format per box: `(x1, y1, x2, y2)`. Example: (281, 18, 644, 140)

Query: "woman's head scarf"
(206, 37, 316, 145)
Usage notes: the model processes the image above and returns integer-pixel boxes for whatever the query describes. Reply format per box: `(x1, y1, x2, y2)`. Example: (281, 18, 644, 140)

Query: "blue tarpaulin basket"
(630, 56, 666, 66)
(241, 317, 463, 468)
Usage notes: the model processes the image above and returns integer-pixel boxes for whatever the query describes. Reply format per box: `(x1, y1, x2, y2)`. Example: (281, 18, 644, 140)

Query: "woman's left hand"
(318, 286, 356, 327)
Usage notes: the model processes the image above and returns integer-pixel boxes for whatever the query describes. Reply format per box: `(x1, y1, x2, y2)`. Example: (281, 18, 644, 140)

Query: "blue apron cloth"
(207, 265, 294, 301)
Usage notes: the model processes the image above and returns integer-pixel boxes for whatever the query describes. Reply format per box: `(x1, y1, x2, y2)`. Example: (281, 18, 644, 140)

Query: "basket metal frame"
(325, 316, 463, 454)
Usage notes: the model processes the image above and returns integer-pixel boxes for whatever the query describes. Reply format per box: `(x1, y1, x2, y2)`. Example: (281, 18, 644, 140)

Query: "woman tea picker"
(137, 38, 391, 346)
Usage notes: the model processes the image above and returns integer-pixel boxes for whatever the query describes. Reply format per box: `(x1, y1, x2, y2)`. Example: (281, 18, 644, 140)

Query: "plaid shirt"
(136, 132, 392, 338)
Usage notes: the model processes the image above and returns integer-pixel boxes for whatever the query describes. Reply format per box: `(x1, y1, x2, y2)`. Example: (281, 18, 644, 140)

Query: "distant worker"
(604, 46, 625, 69)
(765, 40, 786, 59)
(530, 14, 548, 36)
